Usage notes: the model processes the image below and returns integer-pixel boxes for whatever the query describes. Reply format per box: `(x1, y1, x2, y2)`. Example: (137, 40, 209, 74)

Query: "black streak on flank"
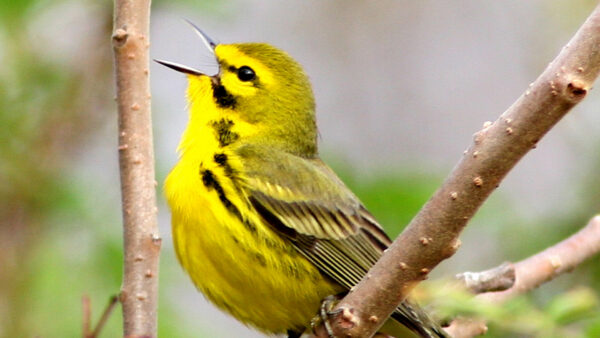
(212, 82, 237, 108)
(201, 169, 256, 232)
(213, 153, 227, 164)
(210, 119, 240, 147)
(213, 153, 236, 177)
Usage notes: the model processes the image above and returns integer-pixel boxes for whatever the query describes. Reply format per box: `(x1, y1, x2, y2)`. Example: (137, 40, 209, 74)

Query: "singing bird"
(158, 23, 447, 338)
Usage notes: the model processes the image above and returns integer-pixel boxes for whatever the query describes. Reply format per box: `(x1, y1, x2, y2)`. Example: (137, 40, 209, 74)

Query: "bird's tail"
(386, 299, 448, 338)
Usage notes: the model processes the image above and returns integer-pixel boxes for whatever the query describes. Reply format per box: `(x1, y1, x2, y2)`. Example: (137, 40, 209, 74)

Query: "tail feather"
(389, 299, 448, 338)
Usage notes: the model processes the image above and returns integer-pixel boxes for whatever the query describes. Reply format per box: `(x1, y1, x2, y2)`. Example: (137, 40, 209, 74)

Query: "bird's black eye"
(237, 66, 256, 82)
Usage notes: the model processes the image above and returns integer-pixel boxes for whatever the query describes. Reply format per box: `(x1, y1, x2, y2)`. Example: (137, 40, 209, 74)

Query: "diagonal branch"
(327, 4, 600, 337)
(112, 0, 161, 336)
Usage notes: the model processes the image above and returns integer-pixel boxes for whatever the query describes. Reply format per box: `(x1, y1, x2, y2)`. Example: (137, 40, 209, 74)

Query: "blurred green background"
(1, 0, 599, 337)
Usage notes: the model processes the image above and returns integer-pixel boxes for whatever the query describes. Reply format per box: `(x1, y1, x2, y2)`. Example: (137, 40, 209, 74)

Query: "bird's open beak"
(154, 19, 218, 76)
(154, 59, 205, 76)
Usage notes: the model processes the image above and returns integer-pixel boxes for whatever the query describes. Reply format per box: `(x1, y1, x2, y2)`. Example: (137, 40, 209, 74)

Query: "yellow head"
(157, 29, 318, 157)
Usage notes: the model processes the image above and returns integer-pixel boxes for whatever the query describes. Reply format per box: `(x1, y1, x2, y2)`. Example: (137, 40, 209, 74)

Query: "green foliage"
(423, 281, 599, 337)
(0, 0, 39, 21)
(545, 287, 599, 325)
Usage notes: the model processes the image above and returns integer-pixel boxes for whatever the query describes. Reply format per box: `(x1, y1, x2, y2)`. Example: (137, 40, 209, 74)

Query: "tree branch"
(82, 295, 91, 337)
(456, 262, 515, 294)
(327, 4, 600, 337)
(478, 215, 600, 303)
(112, 0, 160, 336)
(445, 215, 600, 337)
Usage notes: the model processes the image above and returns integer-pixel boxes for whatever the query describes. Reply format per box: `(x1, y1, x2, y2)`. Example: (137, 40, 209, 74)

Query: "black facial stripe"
(211, 80, 237, 108)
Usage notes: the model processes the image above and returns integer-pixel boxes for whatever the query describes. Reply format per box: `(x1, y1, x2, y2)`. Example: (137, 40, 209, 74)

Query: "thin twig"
(112, 0, 161, 336)
(445, 215, 600, 337)
(325, 4, 600, 337)
(91, 295, 120, 338)
(82, 295, 91, 338)
(479, 215, 600, 303)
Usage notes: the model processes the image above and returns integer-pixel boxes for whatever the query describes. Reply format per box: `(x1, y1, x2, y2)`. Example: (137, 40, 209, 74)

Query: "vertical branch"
(112, 0, 161, 337)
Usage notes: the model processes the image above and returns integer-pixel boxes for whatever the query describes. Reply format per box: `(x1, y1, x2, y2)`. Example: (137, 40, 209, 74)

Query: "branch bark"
(112, 0, 160, 336)
(446, 215, 600, 337)
(327, 4, 600, 337)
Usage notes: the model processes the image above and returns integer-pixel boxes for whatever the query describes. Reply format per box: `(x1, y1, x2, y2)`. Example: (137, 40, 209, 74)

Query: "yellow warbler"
(159, 23, 446, 338)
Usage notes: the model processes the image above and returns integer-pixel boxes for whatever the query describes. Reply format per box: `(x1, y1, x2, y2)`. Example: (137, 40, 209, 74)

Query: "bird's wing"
(236, 145, 447, 337)
(236, 145, 391, 289)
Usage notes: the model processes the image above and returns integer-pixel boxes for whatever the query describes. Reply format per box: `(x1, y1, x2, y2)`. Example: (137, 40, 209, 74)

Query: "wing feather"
(245, 181, 390, 290)
(235, 145, 447, 337)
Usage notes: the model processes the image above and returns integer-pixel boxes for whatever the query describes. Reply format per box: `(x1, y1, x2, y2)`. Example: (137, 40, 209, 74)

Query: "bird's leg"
(311, 294, 343, 338)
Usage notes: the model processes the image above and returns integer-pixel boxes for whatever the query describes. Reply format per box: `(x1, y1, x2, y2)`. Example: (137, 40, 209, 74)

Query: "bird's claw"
(311, 295, 342, 338)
